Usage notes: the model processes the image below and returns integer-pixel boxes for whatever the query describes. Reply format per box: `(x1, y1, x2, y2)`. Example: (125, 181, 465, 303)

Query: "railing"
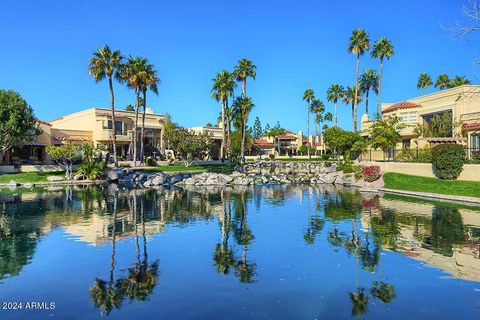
(358, 148, 480, 163)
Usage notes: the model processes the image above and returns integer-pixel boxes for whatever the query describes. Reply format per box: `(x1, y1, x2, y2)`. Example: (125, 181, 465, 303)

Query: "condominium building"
(251, 130, 327, 156)
(360, 85, 480, 159)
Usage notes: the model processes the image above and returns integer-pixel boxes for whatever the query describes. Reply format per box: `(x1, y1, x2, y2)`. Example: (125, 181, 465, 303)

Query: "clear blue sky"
(0, 0, 477, 133)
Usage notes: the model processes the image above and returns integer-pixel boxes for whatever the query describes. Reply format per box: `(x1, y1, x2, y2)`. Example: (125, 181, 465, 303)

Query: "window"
(402, 139, 411, 149)
(408, 112, 417, 122)
(471, 133, 480, 159)
(400, 112, 408, 122)
(107, 120, 124, 135)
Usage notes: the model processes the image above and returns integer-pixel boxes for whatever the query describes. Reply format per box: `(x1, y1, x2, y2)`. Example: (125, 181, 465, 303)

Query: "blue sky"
(0, 0, 477, 133)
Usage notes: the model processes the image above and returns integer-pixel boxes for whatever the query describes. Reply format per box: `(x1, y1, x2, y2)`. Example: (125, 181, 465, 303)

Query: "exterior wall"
(361, 161, 480, 181)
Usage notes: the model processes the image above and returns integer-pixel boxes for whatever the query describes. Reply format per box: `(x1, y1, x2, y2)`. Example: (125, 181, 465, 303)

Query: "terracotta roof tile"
(252, 139, 274, 148)
(463, 122, 480, 130)
(35, 119, 52, 127)
(382, 101, 421, 113)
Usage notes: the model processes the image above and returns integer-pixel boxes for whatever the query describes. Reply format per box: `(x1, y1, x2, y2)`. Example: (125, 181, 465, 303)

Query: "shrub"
(353, 165, 362, 181)
(432, 144, 466, 180)
(145, 157, 157, 167)
(396, 147, 432, 163)
(119, 163, 131, 168)
(268, 154, 275, 160)
(361, 165, 381, 182)
(321, 153, 331, 161)
(76, 161, 105, 180)
(337, 157, 353, 174)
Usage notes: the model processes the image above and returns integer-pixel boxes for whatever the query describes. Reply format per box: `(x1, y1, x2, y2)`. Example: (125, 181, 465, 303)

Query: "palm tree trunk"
(221, 99, 226, 161)
(424, 87, 427, 95)
(109, 77, 118, 167)
(241, 115, 246, 164)
(242, 79, 247, 97)
(226, 100, 232, 159)
(365, 90, 370, 115)
(133, 92, 140, 167)
(353, 55, 360, 133)
(307, 106, 311, 159)
(376, 58, 384, 117)
(140, 89, 147, 165)
(334, 102, 338, 127)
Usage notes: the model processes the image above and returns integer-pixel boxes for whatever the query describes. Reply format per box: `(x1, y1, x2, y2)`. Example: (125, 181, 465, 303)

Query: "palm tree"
(348, 29, 370, 133)
(139, 61, 160, 165)
(327, 84, 345, 127)
(232, 96, 255, 164)
(233, 58, 256, 97)
(359, 69, 379, 116)
(343, 86, 363, 131)
(371, 37, 394, 116)
(449, 75, 471, 88)
(122, 56, 147, 167)
(310, 99, 325, 138)
(266, 127, 285, 155)
(212, 71, 237, 160)
(303, 89, 315, 159)
(435, 74, 451, 90)
(88, 45, 124, 167)
(417, 73, 433, 95)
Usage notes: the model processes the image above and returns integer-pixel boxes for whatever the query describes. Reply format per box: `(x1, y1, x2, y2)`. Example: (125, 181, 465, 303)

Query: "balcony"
(96, 129, 133, 142)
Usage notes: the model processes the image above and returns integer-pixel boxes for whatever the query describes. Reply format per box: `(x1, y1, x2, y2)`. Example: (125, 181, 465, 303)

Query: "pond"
(0, 185, 479, 319)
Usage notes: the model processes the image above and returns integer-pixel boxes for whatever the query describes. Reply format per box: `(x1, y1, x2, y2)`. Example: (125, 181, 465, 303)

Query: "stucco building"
(360, 85, 480, 160)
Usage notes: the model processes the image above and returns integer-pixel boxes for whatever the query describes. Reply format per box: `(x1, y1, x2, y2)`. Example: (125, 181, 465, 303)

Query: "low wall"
(0, 165, 70, 174)
(361, 161, 480, 181)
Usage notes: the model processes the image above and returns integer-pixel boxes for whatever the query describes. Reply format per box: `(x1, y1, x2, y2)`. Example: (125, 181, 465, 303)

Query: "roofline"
(49, 107, 165, 123)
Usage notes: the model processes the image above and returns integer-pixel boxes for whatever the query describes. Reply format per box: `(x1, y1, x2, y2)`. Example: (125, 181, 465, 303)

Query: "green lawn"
(383, 172, 480, 198)
(0, 171, 65, 183)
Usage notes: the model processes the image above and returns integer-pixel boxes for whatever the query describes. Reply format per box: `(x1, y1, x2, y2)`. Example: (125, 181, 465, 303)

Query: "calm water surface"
(0, 184, 479, 319)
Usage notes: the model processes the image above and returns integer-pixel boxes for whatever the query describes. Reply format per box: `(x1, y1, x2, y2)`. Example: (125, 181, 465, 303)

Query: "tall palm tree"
(371, 37, 394, 116)
(327, 84, 345, 127)
(139, 61, 160, 165)
(343, 86, 363, 131)
(449, 75, 471, 88)
(232, 96, 255, 164)
(303, 89, 315, 159)
(348, 29, 370, 133)
(435, 74, 451, 90)
(310, 99, 325, 138)
(88, 45, 124, 167)
(417, 73, 433, 95)
(212, 71, 237, 160)
(359, 69, 379, 116)
(233, 58, 256, 97)
(122, 56, 147, 167)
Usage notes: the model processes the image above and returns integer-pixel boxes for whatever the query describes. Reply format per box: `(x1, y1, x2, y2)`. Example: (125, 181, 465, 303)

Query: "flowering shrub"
(361, 165, 381, 182)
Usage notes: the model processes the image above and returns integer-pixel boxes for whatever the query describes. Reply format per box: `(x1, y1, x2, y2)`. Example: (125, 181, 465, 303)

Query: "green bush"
(145, 157, 157, 167)
(396, 147, 432, 163)
(337, 157, 353, 174)
(76, 161, 105, 180)
(321, 153, 331, 161)
(268, 154, 275, 160)
(353, 165, 362, 181)
(431, 144, 466, 180)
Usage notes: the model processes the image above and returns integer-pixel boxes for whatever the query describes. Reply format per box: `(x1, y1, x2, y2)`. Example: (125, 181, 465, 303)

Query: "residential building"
(50, 107, 165, 160)
(251, 130, 328, 156)
(360, 85, 480, 159)
(188, 125, 223, 159)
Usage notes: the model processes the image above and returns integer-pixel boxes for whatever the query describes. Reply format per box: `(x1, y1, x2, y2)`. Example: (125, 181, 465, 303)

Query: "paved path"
(379, 188, 480, 205)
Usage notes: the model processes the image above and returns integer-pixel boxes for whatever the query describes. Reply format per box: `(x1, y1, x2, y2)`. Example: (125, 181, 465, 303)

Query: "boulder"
(47, 175, 64, 182)
(169, 174, 183, 184)
(323, 172, 338, 184)
(185, 177, 196, 185)
(150, 173, 167, 185)
(6, 180, 17, 188)
(22, 183, 34, 188)
(73, 173, 86, 181)
(107, 170, 119, 182)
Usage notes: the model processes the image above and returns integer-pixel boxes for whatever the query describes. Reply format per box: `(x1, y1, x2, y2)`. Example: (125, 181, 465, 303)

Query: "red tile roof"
(463, 122, 480, 130)
(35, 119, 52, 127)
(382, 101, 421, 113)
(252, 139, 274, 148)
(54, 135, 91, 142)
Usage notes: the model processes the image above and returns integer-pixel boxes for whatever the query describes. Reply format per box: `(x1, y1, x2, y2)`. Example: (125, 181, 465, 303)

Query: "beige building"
(50, 107, 165, 160)
(252, 130, 328, 157)
(361, 85, 480, 159)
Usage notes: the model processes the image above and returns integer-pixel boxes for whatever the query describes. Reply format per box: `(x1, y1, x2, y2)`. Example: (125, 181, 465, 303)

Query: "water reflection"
(0, 184, 479, 318)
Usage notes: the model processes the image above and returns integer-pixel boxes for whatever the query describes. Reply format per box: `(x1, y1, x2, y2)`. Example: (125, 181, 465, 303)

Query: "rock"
(149, 173, 167, 186)
(323, 172, 338, 184)
(73, 173, 86, 181)
(169, 174, 183, 184)
(334, 172, 345, 185)
(22, 183, 34, 188)
(107, 170, 119, 182)
(185, 177, 195, 185)
(47, 175, 64, 182)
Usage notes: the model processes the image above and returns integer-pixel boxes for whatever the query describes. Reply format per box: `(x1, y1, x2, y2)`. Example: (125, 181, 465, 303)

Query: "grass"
(383, 172, 480, 198)
(0, 171, 65, 184)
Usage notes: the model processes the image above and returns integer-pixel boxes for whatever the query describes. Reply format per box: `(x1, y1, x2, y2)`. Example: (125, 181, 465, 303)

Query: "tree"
(371, 37, 394, 116)
(327, 84, 345, 127)
(139, 60, 160, 165)
(88, 45, 124, 167)
(212, 70, 237, 160)
(303, 88, 315, 159)
(125, 104, 135, 112)
(232, 96, 255, 163)
(0, 90, 41, 164)
(252, 116, 263, 139)
(343, 86, 363, 132)
(449, 75, 471, 88)
(359, 69, 379, 116)
(164, 128, 214, 166)
(369, 116, 404, 161)
(435, 74, 451, 90)
(264, 123, 271, 135)
(160, 113, 178, 150)
(46, 143, 81, 179)
(348, 29, 370, 133)
(417, 73, 433, 95)
(233, 58, 256, 97)
(323, 126, 363, 156)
